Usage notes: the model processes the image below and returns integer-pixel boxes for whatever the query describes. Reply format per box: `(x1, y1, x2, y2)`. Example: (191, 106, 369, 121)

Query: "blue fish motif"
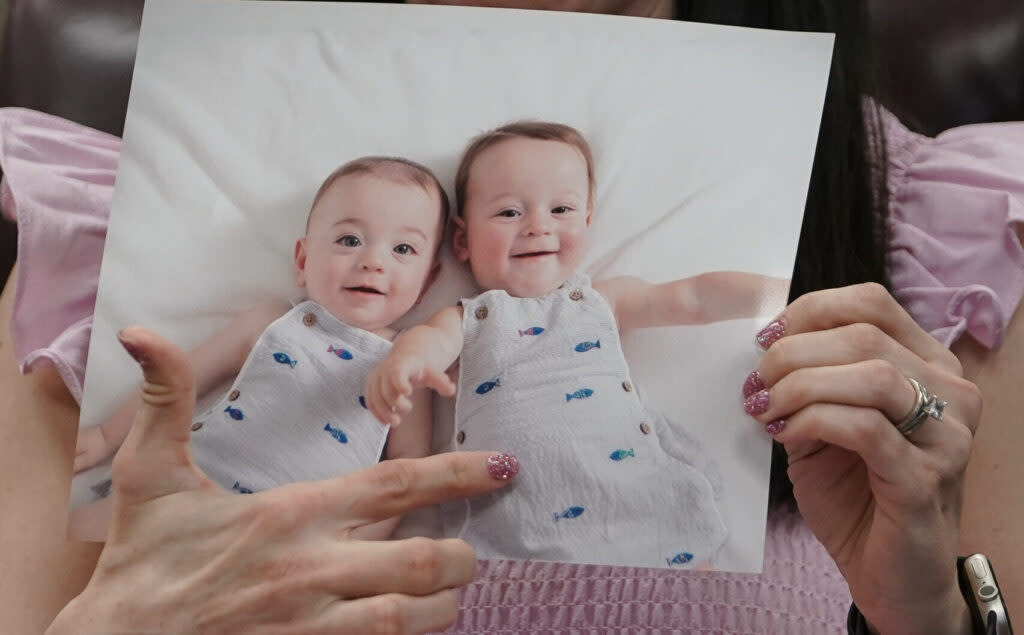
(666, 552, 694, 567)
(328, 345, 354, 360)
(232, 481, 254, 494)
(358, 395, 367, 409)
(519, 326, 545, 337)
(324, 422, 348, 444)
(273, 352, 297, 368)
(566, 388, 594, 402)
(90, 478, 113, 499)
(574, 340, 601, 353)
(475, 378, 501, 395)
(554, 506, 585, 522)
(609, 448, 635, 461)
(224, 405, 244, 420)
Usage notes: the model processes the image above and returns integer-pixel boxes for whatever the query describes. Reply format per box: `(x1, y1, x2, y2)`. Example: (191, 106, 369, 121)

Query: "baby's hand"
(366, 351, 455, 426)
(74, 425, 115, 473)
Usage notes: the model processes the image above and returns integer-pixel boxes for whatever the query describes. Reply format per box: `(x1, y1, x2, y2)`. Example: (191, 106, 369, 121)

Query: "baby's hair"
(454, 121, 595, 216)
(307, 156, 450, 243)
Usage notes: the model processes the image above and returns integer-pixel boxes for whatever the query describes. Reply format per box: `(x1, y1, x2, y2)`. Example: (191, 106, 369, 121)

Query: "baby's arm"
(595, 272, 790, 330)
(349, 386, 435, 541)
(73, 302, 290, 472)
(365, 305, 463, 427)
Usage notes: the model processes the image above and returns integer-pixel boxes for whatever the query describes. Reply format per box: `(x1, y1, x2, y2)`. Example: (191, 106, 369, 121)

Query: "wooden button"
(228, 389, 240, 401)
(191, 421, 204, 432)
(640, 422, 651, 435)
(569, 289, 583, 301)
(622, 380, 633, 392)
(457, 430, 466, 444)
(475, 306, 489, 320)
(302, 312, 317, 326)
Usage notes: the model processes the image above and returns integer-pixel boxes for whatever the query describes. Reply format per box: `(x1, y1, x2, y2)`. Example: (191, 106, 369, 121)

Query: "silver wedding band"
(895, 377, 947, 436)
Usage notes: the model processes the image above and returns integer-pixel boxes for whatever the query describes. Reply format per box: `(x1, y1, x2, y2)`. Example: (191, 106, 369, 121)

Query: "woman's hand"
(48, 326, 517, 635)
(745, 283, 980, 635)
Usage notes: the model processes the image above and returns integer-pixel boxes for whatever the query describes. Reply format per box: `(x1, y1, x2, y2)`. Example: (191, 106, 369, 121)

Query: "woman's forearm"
(0, 268, 102, 633)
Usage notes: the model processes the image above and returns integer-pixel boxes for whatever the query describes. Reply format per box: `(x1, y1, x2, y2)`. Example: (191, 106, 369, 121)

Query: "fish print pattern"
(224, 405, 244, 420)
(273, 352, 297, 368)
(666, 552, 694, 566)
(323, 422, 348, 444)
(91, 478, 113, 499)
(358, 395, 367, 409)
(609, 448, 635, 461)
(554, 506, 585, 522)
(574, 340, 600, 353)
(476, 379, 501, 395)
(328, 345, 354, 360)
(519, 326, 545, 337)
(565, 388, 594, 402)
(232, 481, 254, 494)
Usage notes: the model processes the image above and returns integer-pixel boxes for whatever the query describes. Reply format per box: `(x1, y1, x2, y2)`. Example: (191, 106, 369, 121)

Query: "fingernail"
(755, 318, 786, 350)
(742, 370, 765, 399)
(117, 330, 148, 366)
(487, 453, 519, 481)
(765, 419, 787, 436)
(744, 389, 770, 416)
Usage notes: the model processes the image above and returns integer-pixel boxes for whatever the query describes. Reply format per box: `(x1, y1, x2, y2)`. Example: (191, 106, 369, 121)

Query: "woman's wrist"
(849, 584, 976, 635)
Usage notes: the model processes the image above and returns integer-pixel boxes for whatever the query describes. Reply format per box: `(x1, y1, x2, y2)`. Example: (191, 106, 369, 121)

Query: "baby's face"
(455, 137, 591, 298)
(296, 173, 441, 331)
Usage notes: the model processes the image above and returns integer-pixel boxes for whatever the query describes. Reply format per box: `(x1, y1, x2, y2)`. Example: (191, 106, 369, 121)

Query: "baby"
(75, 156, 447, 539)
(366, 122, 788, 566)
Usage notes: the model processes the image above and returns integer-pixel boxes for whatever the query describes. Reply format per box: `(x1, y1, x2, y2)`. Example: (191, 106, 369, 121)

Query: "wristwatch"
(958, 554, 1014, 635)
(847, 553, 1014, 635)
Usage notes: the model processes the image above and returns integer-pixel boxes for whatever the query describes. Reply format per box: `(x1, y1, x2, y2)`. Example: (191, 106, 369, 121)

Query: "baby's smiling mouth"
(345, 286, 385, 295)
(512, 251, 557, 258)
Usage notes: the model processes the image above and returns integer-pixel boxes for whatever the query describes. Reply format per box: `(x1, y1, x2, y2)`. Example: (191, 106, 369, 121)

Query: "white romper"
(452, 275, 727, 568)
(188, 301, 391, 494)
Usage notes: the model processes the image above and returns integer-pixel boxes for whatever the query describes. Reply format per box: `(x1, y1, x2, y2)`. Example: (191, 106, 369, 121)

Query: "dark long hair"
(675, 1, 891, 507)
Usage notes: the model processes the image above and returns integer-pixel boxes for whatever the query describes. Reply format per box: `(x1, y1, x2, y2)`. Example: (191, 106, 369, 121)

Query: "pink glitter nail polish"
(744, 389, 771, 416)
(487, 453, 519, 481)
(742, 370, 765, 399)
(755, 318, 786, 350)
(765, 419, 787, 435)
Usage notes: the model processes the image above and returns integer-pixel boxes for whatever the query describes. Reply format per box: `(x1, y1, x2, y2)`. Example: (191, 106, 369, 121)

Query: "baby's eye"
(551, 206, 572, 214)
(336, 235, 361, 247)
(394, 243, 417, 256)
(497, 209, 521, 218)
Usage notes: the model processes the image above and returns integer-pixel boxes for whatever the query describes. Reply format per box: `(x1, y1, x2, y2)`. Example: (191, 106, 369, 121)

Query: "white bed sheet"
(71, 0, 832, 572)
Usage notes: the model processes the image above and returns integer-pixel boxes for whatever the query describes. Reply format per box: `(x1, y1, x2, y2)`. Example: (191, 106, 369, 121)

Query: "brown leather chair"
(1, 0, 1023, 281)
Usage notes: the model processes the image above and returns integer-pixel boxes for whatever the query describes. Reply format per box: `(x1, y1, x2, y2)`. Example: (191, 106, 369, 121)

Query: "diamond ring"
(894, 378, 947, 436)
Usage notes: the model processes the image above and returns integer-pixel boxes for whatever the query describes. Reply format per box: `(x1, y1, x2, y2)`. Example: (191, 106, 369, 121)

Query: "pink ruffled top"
(884, 108, 1024, 349)
(4, 106, 1024, 632)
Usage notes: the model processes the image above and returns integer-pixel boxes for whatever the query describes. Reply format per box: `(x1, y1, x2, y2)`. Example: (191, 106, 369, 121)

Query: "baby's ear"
(451, 216, 470, 262)
(293, 238, 308, 287)
(586, 204, 594, 227)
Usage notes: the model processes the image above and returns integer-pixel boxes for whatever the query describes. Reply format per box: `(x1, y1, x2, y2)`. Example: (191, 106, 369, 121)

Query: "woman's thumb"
(110, 326, 209, 504)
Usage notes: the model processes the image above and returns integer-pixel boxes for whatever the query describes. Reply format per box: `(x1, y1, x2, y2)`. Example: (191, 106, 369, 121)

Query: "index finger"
(765, 283, 961, 375)
(307, 451, 519, 527)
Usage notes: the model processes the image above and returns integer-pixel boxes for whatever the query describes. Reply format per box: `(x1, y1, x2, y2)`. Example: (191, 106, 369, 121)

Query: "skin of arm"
(0, 267, 103, 633)
(74, 301, 290, 472)
(594, 271, 790, 331)
(364, 305, 463, 428)
(953, 300, 1024, 622)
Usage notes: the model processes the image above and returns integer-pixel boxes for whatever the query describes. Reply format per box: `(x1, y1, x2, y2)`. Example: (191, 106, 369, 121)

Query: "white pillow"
(73, 0, 831, 572)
